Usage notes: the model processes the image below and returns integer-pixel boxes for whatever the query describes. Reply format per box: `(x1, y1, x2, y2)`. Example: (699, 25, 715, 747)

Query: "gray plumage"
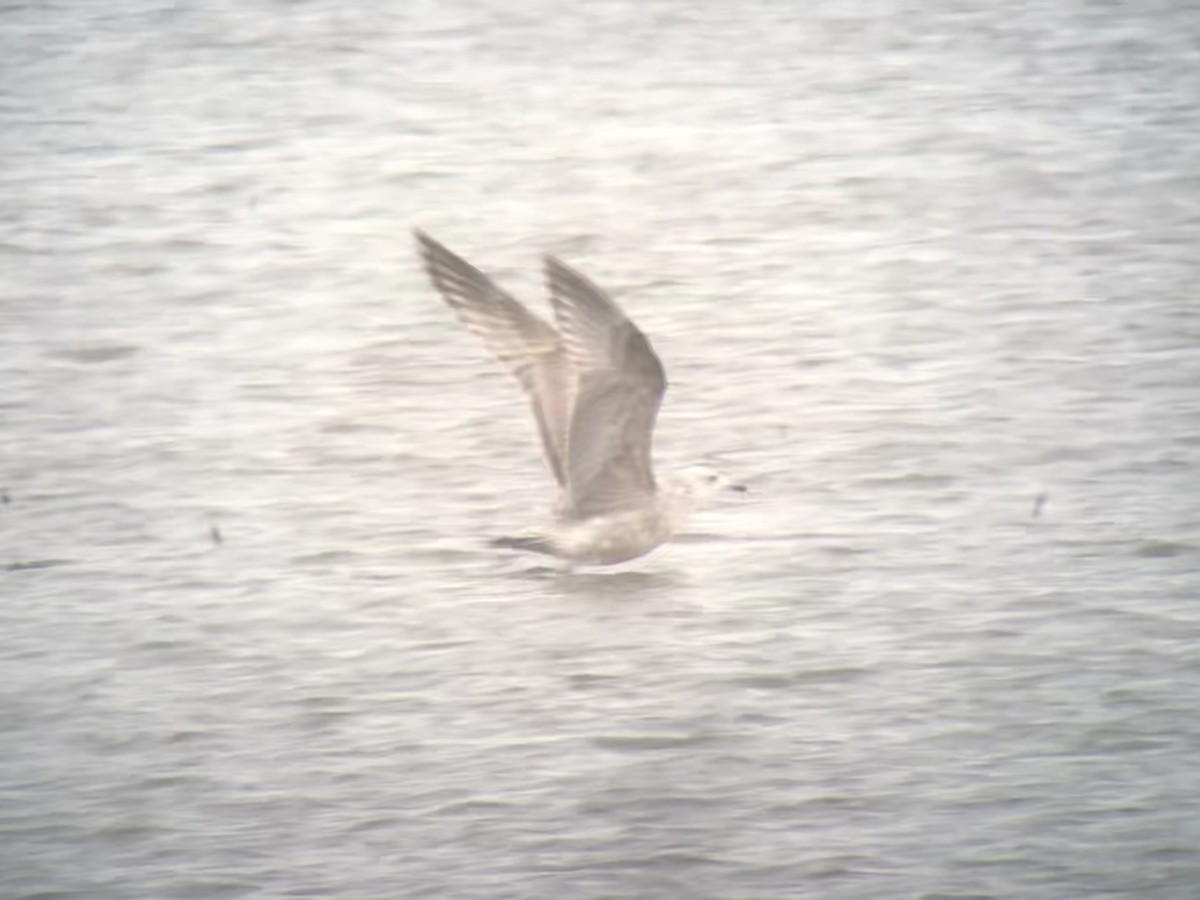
(417, 230, 740, 565)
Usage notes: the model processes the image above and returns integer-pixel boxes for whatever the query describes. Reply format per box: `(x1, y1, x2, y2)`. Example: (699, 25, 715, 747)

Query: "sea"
(2, 0, 1198, 897)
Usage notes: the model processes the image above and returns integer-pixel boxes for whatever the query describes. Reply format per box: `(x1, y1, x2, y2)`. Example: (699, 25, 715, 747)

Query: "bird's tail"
(490, 534, 557, 557)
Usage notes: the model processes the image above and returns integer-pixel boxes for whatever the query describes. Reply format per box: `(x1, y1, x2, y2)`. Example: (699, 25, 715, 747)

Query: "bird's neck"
(660, 476, 703, 530)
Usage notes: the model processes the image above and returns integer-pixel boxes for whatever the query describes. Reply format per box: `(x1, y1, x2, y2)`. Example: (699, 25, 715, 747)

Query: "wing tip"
(543, 253, 589, 290)
(413, 227, 443, 261)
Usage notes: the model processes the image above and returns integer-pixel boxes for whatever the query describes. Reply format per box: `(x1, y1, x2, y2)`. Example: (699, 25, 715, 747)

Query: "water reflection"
(510, 564, 686, 601)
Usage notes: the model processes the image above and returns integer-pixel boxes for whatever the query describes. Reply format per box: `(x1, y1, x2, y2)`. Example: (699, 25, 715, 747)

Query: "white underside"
(533, 474, 712, 565)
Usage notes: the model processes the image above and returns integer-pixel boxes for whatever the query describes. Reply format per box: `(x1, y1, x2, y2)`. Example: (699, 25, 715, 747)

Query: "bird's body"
(495, 508, 674, 566)
(416, 231, 741, 565)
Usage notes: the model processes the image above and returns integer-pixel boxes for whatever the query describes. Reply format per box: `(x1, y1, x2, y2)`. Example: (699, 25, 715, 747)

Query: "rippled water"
(3, 1, 1199, 897)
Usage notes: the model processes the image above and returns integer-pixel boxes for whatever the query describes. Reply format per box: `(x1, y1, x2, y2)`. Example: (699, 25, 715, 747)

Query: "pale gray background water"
(2, 1, 1199, 897)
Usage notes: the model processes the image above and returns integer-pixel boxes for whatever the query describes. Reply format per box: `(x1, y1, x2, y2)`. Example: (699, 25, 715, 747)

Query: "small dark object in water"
(210, 525, 223, 545)
(1032, 492, 1048, 518)
(5, 559, 69, 571)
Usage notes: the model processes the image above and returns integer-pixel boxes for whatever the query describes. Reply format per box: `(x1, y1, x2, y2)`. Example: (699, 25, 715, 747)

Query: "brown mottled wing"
(545, 255, 666, 518)
(416, 230, 572, 487)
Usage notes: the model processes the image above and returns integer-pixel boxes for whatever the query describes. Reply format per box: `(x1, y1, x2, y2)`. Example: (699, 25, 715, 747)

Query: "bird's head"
(668, 465, 748, 502)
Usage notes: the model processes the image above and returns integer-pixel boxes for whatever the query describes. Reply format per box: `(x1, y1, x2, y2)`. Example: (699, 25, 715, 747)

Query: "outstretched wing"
(545, 255, 666, 518)
(416, 230, 572, 487)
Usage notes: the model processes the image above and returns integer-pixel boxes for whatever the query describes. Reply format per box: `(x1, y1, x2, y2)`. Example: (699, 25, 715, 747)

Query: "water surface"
(2, 1, 1199, 897)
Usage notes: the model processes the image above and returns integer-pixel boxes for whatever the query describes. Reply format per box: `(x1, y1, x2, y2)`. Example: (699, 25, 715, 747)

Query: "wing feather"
(544, 255, 666, 517)
(416, 231, 572, 487)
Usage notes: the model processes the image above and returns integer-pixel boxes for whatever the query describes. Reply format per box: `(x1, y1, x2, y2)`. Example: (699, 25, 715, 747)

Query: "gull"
(416, 231, 744, 565)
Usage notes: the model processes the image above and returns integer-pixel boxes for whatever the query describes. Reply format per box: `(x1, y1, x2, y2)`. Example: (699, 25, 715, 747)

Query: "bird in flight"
(416, 231, 743, 565)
